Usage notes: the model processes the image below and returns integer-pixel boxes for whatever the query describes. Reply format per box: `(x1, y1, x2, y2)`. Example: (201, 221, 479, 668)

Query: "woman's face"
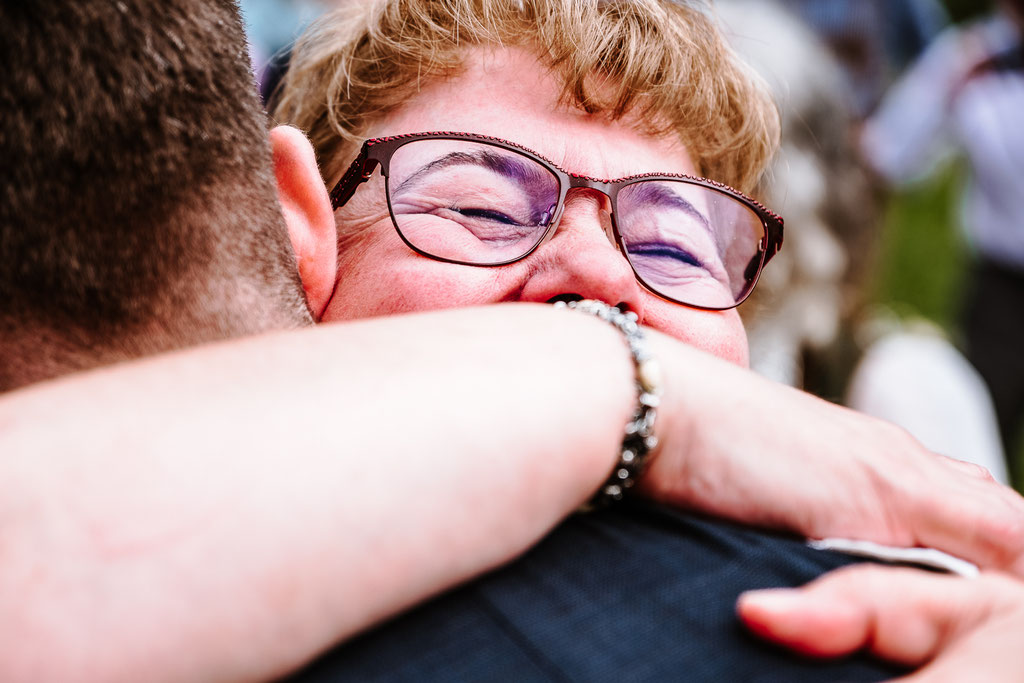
(321, 47, 749, 365)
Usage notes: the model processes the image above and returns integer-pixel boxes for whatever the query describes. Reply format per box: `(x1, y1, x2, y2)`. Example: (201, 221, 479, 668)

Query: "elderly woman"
(269, 0, 1021, 561)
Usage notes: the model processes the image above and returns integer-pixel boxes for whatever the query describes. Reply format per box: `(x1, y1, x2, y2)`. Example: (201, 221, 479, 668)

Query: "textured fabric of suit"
(288, 500, 905, 682)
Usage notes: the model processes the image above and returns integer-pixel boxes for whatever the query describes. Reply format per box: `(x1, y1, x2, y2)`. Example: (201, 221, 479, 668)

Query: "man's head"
(0, 0, 313, 390)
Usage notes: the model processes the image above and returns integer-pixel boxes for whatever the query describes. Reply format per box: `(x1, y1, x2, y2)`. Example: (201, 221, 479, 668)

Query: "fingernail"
(739, 589, 803, 615)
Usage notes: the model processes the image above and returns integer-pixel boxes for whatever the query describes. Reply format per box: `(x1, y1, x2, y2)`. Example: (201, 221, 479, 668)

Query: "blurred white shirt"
(848, 328, 1008, 484)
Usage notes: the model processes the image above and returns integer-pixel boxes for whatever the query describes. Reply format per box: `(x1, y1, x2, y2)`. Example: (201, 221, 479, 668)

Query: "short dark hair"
(0, 0, 311, 389)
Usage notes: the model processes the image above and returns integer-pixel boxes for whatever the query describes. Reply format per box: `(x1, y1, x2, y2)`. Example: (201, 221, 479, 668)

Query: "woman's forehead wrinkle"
(549, 111, 693, 180)
(557, 139, 609, 178)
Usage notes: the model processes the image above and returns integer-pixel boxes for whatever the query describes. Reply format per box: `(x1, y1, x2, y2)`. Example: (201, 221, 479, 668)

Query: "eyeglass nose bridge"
(534, 174, 620, 250)
(566, 172, 617, 198)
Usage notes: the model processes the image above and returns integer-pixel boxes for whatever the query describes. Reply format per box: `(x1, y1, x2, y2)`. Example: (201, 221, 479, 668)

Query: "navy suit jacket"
(288, 501, 905, 682)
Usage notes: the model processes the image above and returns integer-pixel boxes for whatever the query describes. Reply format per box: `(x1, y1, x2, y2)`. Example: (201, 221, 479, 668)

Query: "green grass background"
(869, 165, 969, 334)
(869, 163, 1024, 487)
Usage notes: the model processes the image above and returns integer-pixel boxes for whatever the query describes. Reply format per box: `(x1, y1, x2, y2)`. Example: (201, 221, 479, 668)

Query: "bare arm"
(2, 303, 1023, 682)
(0, 305, 639, 681)
(643, 350, 1024, 574)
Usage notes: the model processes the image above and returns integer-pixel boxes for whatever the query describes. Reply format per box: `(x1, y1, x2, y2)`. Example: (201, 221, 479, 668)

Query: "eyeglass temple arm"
(743, 219, 784, 281)
(764, 218, 784, 263)
(329, 147, 380, 209)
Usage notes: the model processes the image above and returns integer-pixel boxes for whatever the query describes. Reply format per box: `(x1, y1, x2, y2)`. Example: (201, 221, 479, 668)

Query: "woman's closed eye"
(428, 202, 539, 246)
(625, 236, 730, 289)
(447, 206, 524, 226)
(628, 242, 703, 268)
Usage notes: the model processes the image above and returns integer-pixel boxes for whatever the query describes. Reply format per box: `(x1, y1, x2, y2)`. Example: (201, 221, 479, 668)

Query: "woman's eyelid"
(629, 242, 703, 268)
(409, 175, 545, 225)
(621, 210, 718, 260)
(630, 244, 731, 289)
(625, 226, 728, 278)
(438, 208, 539, 245)
(451, 206, 523, 226)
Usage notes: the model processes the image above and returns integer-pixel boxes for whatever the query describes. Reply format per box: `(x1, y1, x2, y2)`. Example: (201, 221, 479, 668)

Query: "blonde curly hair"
(273, 0, 778, 198)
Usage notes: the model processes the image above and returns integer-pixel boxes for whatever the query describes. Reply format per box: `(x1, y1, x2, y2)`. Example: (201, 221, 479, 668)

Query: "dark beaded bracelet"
(555, 299, 663, 507)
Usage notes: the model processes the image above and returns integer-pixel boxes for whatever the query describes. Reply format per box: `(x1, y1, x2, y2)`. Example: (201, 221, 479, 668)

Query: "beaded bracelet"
(554, 299, 663, 507)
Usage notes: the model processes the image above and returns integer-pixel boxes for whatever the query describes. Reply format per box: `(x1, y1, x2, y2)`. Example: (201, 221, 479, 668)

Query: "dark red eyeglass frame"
(328, 131, 784, 310)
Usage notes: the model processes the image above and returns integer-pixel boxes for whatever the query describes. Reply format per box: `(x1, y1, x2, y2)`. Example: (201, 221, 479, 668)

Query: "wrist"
(554, 300, 663, 507)
(633, 330, 702, 504)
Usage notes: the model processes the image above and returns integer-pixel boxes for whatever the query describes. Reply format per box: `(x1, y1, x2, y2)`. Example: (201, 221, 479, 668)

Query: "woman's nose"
(516, 192, 646, 318)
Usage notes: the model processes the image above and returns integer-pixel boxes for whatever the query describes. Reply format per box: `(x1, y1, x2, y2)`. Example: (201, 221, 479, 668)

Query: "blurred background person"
(775, 0, 949, 118)
(720, 0, 1009, 484)
(861, 0, 1024, 484)
(718, 0, 878, 393)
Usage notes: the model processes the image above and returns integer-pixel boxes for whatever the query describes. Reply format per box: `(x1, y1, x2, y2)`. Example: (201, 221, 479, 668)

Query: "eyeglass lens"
(385, 139, 765, 309)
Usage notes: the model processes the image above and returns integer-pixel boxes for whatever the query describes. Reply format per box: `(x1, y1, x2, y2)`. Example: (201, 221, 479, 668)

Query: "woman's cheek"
(643, 302, 749, 366)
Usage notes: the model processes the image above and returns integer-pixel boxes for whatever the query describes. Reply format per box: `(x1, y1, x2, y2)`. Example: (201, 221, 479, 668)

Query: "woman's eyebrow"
(394, 149, 551, 193)
(627, 182, 712, 234)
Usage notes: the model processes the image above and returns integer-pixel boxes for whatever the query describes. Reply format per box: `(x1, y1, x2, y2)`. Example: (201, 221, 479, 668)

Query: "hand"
(639, 334, 1024, 575)
(737, 565, 1024, 682)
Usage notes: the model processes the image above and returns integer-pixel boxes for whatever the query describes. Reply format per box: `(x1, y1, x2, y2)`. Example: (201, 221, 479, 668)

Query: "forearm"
(641, 328, 1024, 576)
(0, 304, 637, 682)
(6, 302, 1024, 681)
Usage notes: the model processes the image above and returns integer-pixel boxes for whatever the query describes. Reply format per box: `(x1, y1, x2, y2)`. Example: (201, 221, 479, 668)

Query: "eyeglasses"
(329, 132, 783, 310)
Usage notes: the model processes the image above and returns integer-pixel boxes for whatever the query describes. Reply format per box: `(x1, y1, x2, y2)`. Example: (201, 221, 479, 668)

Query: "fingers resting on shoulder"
(737, 564, 1024, 681)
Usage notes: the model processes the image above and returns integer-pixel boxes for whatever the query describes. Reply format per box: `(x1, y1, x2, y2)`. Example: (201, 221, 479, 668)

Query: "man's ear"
(270, 125, 337, 320)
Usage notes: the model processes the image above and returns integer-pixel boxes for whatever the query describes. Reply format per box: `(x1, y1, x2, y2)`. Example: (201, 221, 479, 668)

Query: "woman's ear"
(270, 125, 337, 320)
